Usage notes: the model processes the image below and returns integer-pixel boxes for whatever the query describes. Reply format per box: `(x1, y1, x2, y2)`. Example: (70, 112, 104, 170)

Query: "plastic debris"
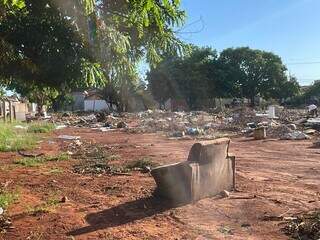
(58, 135, 81, 140)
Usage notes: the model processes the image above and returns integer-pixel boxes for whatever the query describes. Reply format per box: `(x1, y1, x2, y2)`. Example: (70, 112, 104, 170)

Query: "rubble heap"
(51, 107, 319, 141)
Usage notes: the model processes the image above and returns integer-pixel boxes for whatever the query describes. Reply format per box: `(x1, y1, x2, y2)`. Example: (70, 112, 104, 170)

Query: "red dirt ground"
(0, 128, 319, 240)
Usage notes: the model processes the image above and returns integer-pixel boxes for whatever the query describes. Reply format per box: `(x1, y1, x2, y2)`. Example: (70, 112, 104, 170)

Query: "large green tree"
(304, 80, 320, 101)
(147, 46, 220, 109)
(148, 46, 299, 109)
(0, 0, 186, 110)
(219, 47, 291, 106)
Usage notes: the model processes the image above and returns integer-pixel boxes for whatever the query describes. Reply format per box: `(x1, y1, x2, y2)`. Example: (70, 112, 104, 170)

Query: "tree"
(303, 80, 320, 104)
(219, 47, 289, 106)
(147, 57, 178, 109)
(147, 46, 219, 109)
(0, 87, 5, 97)
(0, 0, 186, 111)
(271, 76, 301, 102)
(0, 0, 106, 111)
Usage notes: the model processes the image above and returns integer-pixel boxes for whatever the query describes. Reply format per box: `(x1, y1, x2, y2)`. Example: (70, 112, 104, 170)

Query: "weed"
(14, 153, 70, 167)
(72, 143, 112, 175)
(27, 197, 60, 216)
(0, 123, 37, 152)
(0, 191, 19, 209)
(27, 122, 55, 133)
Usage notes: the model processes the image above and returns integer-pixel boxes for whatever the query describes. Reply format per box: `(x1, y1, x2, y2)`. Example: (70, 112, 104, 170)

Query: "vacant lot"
(0, 127, 319, 240)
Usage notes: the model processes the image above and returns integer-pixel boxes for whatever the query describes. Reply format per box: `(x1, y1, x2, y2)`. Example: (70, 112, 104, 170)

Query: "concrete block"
(253, 127, 266, 140)
(151, 138, 235, 204)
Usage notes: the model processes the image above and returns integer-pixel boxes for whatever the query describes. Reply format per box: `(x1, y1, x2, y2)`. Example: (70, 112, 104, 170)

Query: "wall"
(84, 100, 110, 112)
(13, 102, 27, 121)
(72, 92, 85, 111)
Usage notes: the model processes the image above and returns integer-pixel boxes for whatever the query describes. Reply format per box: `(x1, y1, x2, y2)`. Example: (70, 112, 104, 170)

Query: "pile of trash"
(0, 215, 11, 233)
(278, 109, 307, 123)
(65, 140, 114, 175)
(51, 106, 319, 141)
(52, 110, 241, 139)
(283, 211, 320, 240)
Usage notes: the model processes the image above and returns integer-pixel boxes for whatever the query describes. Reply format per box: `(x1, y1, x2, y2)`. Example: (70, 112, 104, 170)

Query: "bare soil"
(0, 128, 319, 240)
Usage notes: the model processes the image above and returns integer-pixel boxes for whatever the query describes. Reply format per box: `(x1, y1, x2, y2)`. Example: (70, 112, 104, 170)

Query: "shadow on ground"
(68, 196, 175, 236)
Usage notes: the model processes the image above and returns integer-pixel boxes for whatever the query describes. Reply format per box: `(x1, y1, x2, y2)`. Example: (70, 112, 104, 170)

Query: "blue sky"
(179, 0, 320, 85)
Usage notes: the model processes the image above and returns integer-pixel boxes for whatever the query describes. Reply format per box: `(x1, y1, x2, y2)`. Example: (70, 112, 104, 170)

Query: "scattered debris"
(283, 211, 320, 240)
(220, 190, 230, 198)
(313, 139, 320, 148)
(287, 124, 297, 131)
(50, 107, 318, 141)
(14, 125, 27, 130)
(60, 196, 68, 203)
(117, 121, 128, 129)
(280, 131, 311, 140)
(72, 143, 112, 175)
(218, 225, 234, 235)
(170, 131, 185, 138)
(18, 150, 44, 158)
(126, 157, 157, 173)
(55, 125, 67, 130)
(58, 135, 81, 140)
(253, 127, 266, 140)
(0, 215, 12, 233)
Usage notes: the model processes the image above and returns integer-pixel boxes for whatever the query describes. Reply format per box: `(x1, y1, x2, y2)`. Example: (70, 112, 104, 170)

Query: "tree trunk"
(36, 95, 45, 116)
(250, 95, 255, 107)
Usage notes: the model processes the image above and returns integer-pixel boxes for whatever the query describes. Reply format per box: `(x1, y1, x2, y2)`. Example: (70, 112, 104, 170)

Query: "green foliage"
(0, 87, 5, 97)
(27, 196, 60, 216)
(0, 190, 19, 209)
(27, 122, 55, 133)
(0, 0, 186, 111)
(219, 47, 295, 105)
(148, 46, 300, 109)
(304, 80, 320, 99)
(14, 153, 70, 167)
(148, 46, 225, 109)
(0, 123, 37, 152)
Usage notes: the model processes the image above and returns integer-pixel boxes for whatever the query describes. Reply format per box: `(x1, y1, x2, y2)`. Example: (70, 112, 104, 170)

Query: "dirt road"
(0, 128, 319, 239)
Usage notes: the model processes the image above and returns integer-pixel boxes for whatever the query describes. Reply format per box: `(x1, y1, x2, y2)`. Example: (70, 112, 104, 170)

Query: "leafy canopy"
(148, 46, 300, 109)
(0, 0, 186, 109)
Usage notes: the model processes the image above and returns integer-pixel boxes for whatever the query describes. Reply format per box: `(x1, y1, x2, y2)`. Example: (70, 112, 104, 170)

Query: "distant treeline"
(147, 46, 303, 109)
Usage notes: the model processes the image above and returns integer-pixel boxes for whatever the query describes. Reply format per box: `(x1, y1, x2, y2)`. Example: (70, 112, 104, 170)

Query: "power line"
(174, 16, 205, 35)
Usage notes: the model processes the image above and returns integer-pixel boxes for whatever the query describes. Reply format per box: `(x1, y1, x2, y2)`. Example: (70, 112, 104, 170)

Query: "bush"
(0, 124, 37, 152)
(27, 122, 55, 133)
(0, 191, 19, 209)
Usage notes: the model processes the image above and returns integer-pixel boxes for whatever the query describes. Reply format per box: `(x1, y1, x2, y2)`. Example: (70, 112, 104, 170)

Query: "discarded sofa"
(151, 138, 235, 204)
